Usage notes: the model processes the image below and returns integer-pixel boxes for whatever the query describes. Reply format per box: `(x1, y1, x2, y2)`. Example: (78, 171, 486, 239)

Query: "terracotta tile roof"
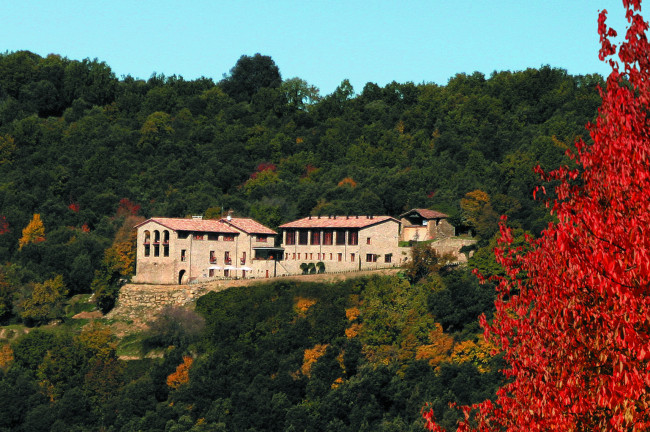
(220, 217, 277, 235)
(135, 218, 239, 233)
(279, 215, 398, 229)
(399, 208, 448, 220)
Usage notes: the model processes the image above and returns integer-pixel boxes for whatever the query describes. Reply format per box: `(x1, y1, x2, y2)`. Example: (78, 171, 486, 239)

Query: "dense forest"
(0, 50, 604, 430)
(0, 50, 602, 320)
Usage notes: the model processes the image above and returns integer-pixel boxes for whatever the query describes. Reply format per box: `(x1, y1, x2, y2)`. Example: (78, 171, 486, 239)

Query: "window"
(208, 233, 219, 241)
(241, 252, 246, 265)
(298, 230, 308, 245)
(323, 230, 333, 245)
(366, 254, 377, 262)
(181, 250, 187, 262)
(309, 253, 313, 260)
(154, 230, 160, 244)
(223, 234, 235, 241)
(224, 251, 231, 264)
(209, 269, 215, 277)
(154, 244, 159, 257)
(144, 244, 150, 257)
(311, 231, 320, 245)
(366, 237, 371, 245)
(292, 253, 296, 260)
(286, 230, 296, 245)
(330, 253, 333, 260)
(351, 253, 355, 262)
(143, 230, 151, 244)
(194, 233, 204, 240)
(349, 230, 358, 245)
(385, 254, 392, 263)
(335, 230, 345, 245)
(178, 231, 190, 239)
(210, 251, 216, 264)
(163, 245, 169, 257)
(163, 230, 170, 244)
(338, 253, 342, 262)
(224, 269, 230, 277)
(298, 253, 301, 260)
(256, 235, 267, 242)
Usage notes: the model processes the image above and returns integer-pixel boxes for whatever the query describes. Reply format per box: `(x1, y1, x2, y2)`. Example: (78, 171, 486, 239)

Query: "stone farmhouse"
(132, 210, 466, 285)
(399, 208, 456, 242)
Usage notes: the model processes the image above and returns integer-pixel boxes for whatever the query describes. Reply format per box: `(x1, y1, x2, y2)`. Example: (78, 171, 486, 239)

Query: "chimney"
(334, 215, 336, 219)
(192, 215, 203, 220)
(356, 215, 359, 219)
(309, 216, 312, 220)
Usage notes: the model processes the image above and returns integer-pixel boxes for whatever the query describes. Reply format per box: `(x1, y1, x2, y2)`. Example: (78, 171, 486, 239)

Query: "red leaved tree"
(424, 1, 650, 431)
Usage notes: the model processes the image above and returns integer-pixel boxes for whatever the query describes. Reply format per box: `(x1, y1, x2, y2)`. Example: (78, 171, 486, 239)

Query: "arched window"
(153, 230, 160, 257)
(163, 230, 170, 257)
(144, 230, 151, 257)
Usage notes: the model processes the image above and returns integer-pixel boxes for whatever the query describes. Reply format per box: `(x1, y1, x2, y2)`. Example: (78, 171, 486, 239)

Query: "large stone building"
(399, 208, 455, 242)
(132, 216, 279, 284)
(277, 215, 403, 274)
(133, 210, 466, 285)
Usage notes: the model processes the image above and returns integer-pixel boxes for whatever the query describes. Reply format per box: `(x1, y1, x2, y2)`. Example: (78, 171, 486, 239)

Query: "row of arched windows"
(143, 230, 170, 257)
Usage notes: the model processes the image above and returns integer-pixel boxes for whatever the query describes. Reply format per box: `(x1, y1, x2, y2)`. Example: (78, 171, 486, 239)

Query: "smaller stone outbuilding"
(399, 208, 455, 242)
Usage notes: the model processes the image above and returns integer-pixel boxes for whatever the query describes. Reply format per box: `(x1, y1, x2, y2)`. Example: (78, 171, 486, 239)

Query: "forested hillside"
(0, 50, 607, 430)
(0, 50, 602, 322)
(1, 271, 502, 431)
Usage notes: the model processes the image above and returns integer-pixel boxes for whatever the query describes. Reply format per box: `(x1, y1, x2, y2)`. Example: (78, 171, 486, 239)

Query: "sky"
(3, 0, 630, 96)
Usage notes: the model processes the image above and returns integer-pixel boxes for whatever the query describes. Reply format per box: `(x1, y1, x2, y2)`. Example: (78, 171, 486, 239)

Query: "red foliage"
(249, 162, 277, 180)
(68, 203, 80, 213)
(116, 198, 141, 217)
(425, 2, 650, 431)
(81, 223, 90, 233)
(0, 216, 9, 235)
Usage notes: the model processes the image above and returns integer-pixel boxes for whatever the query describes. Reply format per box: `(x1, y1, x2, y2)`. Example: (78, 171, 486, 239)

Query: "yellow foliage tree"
(167, 355, 194, 389)
(301, 344, 328, 377)
(450, 337, 493, 373)
(0, 344, 13, 370)
(20, 275, 67, 324)
(294, 297, 317, 317)
(415, 323, 454, 368)
(76, 321, 118, 362)
(19, 213, 45, 249)
(337, 177, 357, 188)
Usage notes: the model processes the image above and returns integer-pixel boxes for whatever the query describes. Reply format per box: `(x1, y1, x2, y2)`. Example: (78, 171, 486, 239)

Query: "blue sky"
(3, 1, 629, 96)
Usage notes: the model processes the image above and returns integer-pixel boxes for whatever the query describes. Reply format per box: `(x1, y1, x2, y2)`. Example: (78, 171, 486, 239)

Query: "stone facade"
(133, 216, 279, 285)
(278, 215, 402, 274)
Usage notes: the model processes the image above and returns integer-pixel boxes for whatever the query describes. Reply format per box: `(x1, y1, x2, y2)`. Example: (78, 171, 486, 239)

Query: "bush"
(143, 306, 206, 350)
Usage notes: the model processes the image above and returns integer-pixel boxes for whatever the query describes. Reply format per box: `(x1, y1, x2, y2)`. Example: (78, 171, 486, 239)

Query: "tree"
(424, 2, 650, 430)
(18, 214, 45, 249)
(219, 53, 282, 103)
(404, 243, 454, 284)
(20, 275, 67, 325)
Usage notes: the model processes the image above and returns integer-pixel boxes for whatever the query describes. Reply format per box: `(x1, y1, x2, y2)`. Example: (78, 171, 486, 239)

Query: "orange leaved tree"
(425, 1, 650, 430)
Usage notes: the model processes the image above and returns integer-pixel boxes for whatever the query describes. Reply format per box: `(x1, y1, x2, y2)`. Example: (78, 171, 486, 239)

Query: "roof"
(279, 215, 399, 229)
(399, 208, 448, 220)
(134, 218, 239, 233)
(220, 217, 277, 235)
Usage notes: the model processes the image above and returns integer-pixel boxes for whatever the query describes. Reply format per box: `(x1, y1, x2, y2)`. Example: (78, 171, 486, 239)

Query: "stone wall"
(105, 283, 214, 324)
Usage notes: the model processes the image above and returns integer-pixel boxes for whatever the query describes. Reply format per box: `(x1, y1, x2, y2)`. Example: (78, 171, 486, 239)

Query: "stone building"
(399, 208, 455, 242)
(278, 215, 403, 274)
(132, 216, 279, 284)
